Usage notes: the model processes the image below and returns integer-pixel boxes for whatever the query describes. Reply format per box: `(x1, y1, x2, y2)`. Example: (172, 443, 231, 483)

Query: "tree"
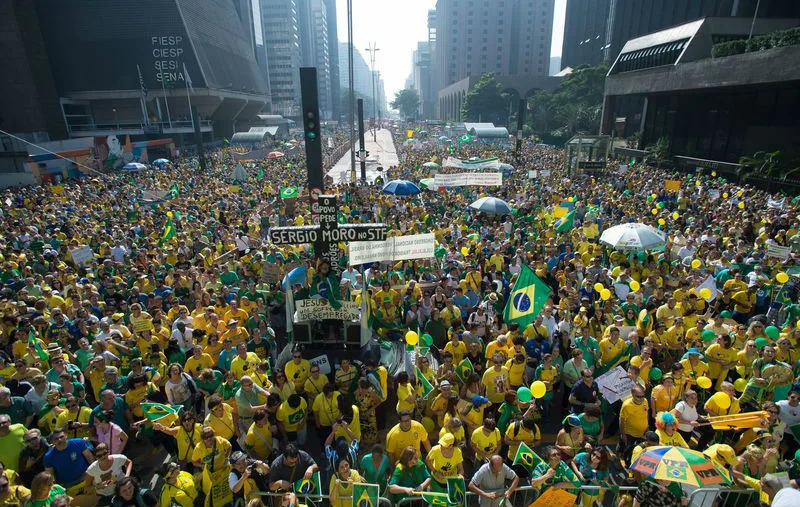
(390, 88, 420, 120)
(461, 73, 508, 124)
(340, 89, 375, 119)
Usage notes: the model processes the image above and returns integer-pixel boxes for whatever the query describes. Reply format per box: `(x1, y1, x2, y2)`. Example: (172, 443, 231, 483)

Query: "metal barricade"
(688, 487, 757, 507)
(256, 491, 392, 507)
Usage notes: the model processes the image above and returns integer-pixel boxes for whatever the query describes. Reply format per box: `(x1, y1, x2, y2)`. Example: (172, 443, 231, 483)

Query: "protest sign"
(434, 172, 502, 187)
(767, 244, 791, 260)
(695, 275, 718, 301)
(70, 246, 94, 267)
(263, 263, 283, 283)
(528, 170, 537, 179)
(664, 180, 681, 192)
(613, 283, 630, 300)
(596, 366, 635, 404)
(708, 189, 721, 200)
(529, 488, 577, 507)
(349, 233, 435, 265)
(442, 157, 501, 170)
(768, 197, 785, 210)
(294, 298, 359, 322)
(309, 354, 331, 375)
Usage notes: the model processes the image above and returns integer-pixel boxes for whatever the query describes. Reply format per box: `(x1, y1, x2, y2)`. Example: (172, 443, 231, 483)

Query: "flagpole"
(183, 63, 195, 131)
(160, 77, 172, 128)
(136, 64, 149, 126)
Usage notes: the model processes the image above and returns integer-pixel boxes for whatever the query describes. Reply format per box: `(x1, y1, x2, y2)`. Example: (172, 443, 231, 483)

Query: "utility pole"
(365, 43, 380, 142)
(357, 99, 366, 183)
(347, 0, 356, 183)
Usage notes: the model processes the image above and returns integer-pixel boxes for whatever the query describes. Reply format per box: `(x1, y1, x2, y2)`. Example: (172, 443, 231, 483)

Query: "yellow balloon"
(733, 378, 747, 393)
(672, 212, 680, 220)
(658, 218, 666, 226)
(629, 280, 640, 292)
(737, 190, 743, 197)
(711, 171, 717, 177)
(530, 381, 547, 399)
(405, 331, 419, 346)
(691, 259, 701, 269)
(600, 288, 611, 301)
(777, 272, 789, 284)
(712, 392, 731, 410)
(166, 211, 173, 217)
(651, 193, 657, 200)
(461, 247, 470, 257)
(723, 192, 729, 198)
(699, 288, 712, 300)
(695, 180, 701, 186)
(696, 376, 713, 389)
(737, 202, 745, 209)
(594, 283, 604, 293)
(651, 208, 658, 215)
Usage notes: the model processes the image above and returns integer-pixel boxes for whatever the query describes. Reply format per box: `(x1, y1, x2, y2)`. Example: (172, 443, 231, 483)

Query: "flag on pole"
(554, 211, 574, 233)
(503, 265, 551, 329)
(280, 186, 299, 199)
(458, 133, 472, 145)
(257, 166, 265, 181)
(28, 331, 48, 362)
(447, 477, 466, 507)
(352, 483, 379, 507)
(183, 62, 193, 89)
(167, 183, 180, 199)
(415, 366, 434, 398)
(455, 357, 474, 383)
(159, 218, 176, 244)
(294, 472, 322, 497)
(140, 403, 180, 427)
(137, 64, 148, 98)
(512, 442, 543, 475)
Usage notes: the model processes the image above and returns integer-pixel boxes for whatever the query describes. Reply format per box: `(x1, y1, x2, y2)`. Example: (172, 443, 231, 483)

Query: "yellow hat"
(440, 432, 455, 448)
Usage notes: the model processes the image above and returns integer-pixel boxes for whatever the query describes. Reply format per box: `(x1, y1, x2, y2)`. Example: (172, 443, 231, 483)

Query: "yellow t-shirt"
(620, 398, 649, 438)
(230, 352, 260, 378)
(55, 407, 92, 439)
(160, 471, 198, 507)
(245, 422, 273, 459)
(184, 354, 214, 377)
(312, 393, 341, 427)
(285, 359, 311, 390)
(504, 421, 541, 461)
(334, 406, 361, 443)
(656, 428, 688, 447)
(680, 358, 709, 387)
(396, 383, 416, 413)
(482, 366, 509, 403)
(598, 338, 627, 366)
(629, 355, 653, 385)
(443, 341, 466, 365)
(386, 421, 428, 456)
(191, 436, 232, 471)
(277, 398, 308, 432)
(304, 374, 329, 399)
(705, 343, 738, 379)
(175, 423, 203, 462)
(504, 359, 526, 387)
(204, 403, 237, 440)
(650, 385, 679, 413)
(427, 444, 463, 479)
(471, 427, 501, 460)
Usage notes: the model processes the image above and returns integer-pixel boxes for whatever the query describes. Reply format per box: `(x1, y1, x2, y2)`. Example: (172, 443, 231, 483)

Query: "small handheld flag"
(455, 357, 474, 384)
(447, 477, 466, 507)
(352, 482, 379, 507)
(294, 471, 322, 498)
(512, 442, 543, 475)
(140, 403, 180, 427)
(416, 367, 434, 398)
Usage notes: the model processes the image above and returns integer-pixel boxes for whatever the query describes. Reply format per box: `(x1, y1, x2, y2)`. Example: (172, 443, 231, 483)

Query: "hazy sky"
(335, 0, 567, 101)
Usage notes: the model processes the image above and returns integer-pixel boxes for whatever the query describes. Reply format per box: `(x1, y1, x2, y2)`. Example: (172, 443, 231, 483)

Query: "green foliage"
(460, 73, 508, 124)
(644, 137, 670, 168)
(390, 88, 420, 120)
(739, 151, 783, 178)
(526, 64, 608, 137)
(712, 27, 800, 58)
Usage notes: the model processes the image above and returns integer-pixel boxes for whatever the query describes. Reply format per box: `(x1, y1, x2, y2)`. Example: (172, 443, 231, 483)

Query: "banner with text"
(434, 172, 503, 187)
(294, 298, 360, 322)
(349, 233, 436, 265)
(596, 366, 635, 404)
(767, 244, 791, 260)
(442, 157, 501, 170)
(70, 246, 95, 267)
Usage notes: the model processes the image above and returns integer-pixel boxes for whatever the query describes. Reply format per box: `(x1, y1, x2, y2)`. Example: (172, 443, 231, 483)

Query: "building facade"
(261, 0, 303, 117)
(561, 0, 800, 69)
(338, 43, 373, 107)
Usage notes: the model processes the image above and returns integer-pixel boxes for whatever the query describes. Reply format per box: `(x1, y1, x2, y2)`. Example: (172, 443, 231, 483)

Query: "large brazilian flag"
(503, 265, 551, 329)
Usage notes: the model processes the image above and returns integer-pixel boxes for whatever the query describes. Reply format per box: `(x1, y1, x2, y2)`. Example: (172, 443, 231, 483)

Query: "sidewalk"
(327, 128, 398, 185)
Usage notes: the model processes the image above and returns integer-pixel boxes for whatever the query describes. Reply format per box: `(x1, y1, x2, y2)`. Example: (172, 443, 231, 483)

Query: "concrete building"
(0, 0, 269, 142)
(308, 0, 332, 119)
(561, 0, 800, 70)
(430, 0, 555, 119)
(323, 0, 341, 121)
(411, 42, 434, 119)
(601, 17, 800, 165)
(338, 43, 373, 108)
(261, 0, 303, 117)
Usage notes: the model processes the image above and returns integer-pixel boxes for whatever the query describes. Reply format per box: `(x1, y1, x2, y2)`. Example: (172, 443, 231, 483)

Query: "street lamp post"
(365, 43, 380, 142)
(347, 0, 356, 183)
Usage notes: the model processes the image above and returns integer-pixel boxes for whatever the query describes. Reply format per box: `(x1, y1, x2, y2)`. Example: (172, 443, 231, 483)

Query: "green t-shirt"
(578, 413, 601, 439)
(388, 461, 431, 503)
(27, 483, 66, 507)
(195, 370, 224, 394)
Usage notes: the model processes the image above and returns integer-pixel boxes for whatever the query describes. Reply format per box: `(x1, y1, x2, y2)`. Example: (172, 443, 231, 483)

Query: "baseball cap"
(704, 444, 737, 466)
(440, 433, 455, 448)
(440, 380, 451, 388)
(471, 395, 489, 406)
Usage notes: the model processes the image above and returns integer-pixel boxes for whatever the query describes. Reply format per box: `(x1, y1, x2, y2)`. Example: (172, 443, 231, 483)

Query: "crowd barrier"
(255, 484, 756, 506)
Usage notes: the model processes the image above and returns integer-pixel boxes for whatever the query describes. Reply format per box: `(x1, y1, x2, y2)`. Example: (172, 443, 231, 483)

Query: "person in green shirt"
(195, 368, 224, 400)
(386, 447, 432, 504)
(359, 444, 392, 494)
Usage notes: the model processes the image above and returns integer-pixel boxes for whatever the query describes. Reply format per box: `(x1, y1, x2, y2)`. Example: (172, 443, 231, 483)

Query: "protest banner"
(767, 244, 791, 260)
(528, 170, 537, 179)
(664, 179, 681, 192)
(768, 197, 785, 210)
(349, 233, 435, 265)
(695, 274, 718, 302)
(263, 263, 283, 283)
(529, 488, 577, 507)
(442, 157, 501, 170)
(69, 246, 94, 267)
(596, 366, 635, 404)
(309, 354, 331, 375)
(294, 298, 359, 322)
(708, 189, 721, 200)
(433, 172, 502, 187)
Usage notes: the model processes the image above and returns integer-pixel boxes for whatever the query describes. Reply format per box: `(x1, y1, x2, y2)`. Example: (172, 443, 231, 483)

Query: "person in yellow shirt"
(620, 386, 649, 461)
(184, 345, 214, 379)
(230, 343, 260, 378)
(276, 394, 308, 444)
(285, 351, 311, 393)
(385, 410, 431, 463)
(481, 354, 509, 404)
(705, 335, 738, 389)
(471, 418, 501, 462)
(191, 426, 232, 473)
(504, 417, 541, 461)
(650, 374, 679, 416)
(598, 327, 628, 371)
(630, 347, 654, 387)
(484, 335, 512, 366)
(244, 409, 273, 459)
(731, 285, 756, 319)
(204, 395, 238, 441)
(153, 412, 203, 468)
(311, 383, 341, 433)
(425, 432, 463, 489)
(329, 456, 365, 507)
(443, 334, 466, 365)
(680, 348, 709, 390)
(395, 372, 416, 413)
(504, 353, 526, 390)
(654, 412, 688, 447)
(220, 319, 249, 346)
(222, 300, 249, 327)
(159, 463, 198, 507)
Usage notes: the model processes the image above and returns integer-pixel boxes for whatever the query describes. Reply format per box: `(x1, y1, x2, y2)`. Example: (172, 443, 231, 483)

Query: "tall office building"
(411, 42, 434, 119)
(260, 0, 303, 116)
(561, 0, 800, 69)
(338, 43, 373, 107)
(431, 0, 554, 96)
(234, 0, 272, 111)
(309, 0, 332, 119)
(323, 0, 340, 120)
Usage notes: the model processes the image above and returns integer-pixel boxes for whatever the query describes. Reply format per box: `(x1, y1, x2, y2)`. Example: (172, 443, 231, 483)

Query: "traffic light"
(304, 109, 319, 141)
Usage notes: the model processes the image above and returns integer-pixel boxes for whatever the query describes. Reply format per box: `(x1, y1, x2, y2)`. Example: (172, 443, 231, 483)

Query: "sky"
(335, 0, 567, 102)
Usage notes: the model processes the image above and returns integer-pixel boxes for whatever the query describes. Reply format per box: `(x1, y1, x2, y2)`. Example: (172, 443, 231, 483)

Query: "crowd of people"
(0, 125, 799, 507)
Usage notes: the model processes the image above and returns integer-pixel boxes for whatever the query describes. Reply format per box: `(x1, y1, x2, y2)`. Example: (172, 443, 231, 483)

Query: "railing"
(66, 120, 213, 134)
(255, 484, 757, 507)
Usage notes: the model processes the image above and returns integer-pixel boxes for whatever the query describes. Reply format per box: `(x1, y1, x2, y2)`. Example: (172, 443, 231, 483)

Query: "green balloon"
(649, 367, 663, 381)
(701, 329, 716, 341)
(421, 333, 433, 347)
(517, 387, 532, 403)
(720, 311, 732, 319)
(657, 202, 665, 208)
(765, 326, 780, 339)
(755, 337, 769, 349)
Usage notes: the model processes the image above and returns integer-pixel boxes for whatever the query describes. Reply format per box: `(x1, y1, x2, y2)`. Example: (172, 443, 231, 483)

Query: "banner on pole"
(294, 298, 359, 322)
(434, 172, 502, 187)
(70, 246, 94, 267)
(442, 157, 501, 170)
(348, 233, 436, 265)
(767, 244, 791, 260)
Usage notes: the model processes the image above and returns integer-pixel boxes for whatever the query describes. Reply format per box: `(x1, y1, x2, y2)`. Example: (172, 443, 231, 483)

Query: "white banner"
(596, 366, 635, 404)
(442, 157, 501, 170)
(310, 354, 331, 375)
(294, 298, 360, 322)
(768, 197, 786, 210)
(767, 244, 791, 260)
(695, 274, 719, 302)
(70, 246, 94, 266)
(349, 233, 436, 265)
(527, 170, 537, 179)
(433, 172, 502, 187)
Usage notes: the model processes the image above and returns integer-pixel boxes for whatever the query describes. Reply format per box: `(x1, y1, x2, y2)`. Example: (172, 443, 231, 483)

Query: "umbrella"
(422, 161, 440, 169)
(630, 446, 731, 487)
(382, 180, 421, 196)
(267, 151, 285, 159)
(469, 197, 512, 214)
(498, 163, 514, 173)
(419, 178, 435, 189)
(282, 266, 307, 289)
(599, 222, 666, 251)
(437, 136, 449, 142)
(152, 158, 170, 166)
(122, 162, 147, 171)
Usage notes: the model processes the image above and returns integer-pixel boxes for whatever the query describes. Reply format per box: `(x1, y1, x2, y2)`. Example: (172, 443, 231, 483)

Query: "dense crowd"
(0, 127, 799, 507)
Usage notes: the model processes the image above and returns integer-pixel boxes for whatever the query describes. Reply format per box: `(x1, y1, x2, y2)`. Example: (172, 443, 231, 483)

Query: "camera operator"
(229, 451, 270, 505)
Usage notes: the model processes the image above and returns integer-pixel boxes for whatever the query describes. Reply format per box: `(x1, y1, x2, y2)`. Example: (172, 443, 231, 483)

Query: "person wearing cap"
(385, 410, 431, 464)
(425, 431, 463, 491)
(228, 449, 269, 505)
(221, 317, 249, 347)
(159, 461, 198, 507)
(733, 470, 782, 505)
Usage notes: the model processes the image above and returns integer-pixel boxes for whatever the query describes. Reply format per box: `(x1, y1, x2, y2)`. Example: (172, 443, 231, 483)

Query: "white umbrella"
(600, 223, 666, 251)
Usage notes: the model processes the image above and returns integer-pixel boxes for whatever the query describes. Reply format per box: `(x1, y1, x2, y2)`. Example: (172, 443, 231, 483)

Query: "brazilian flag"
(257, 166, 265, 181)
(513, 442, 543, 475)
(447, 477, 466, 507)
(554, 211, 574, 233)
(28, 331, 48, 362)
(416, 366, 434, 399)
(455, 357, 474, 384)
(280, 186, 299, 199)
(502, 265, 551, 329)
(418, 491, 453, 506)
(458, 133, 472, 145)
(294, 472, 322, 498)
(159, 218, 176, 245)
(352, 482, 378, 507)
(167, 183, 180, 199)
(141, 403, 180, 427)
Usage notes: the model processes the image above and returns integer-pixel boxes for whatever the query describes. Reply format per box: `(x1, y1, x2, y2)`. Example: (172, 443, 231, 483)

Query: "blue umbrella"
(438, 136, 449, 142)
(152, 158, 170, 166)
(282, 266, 307, 289)
(122, 162, 147, 171)
(469, 197, 513, 214)
(382, 179, 421, 196)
